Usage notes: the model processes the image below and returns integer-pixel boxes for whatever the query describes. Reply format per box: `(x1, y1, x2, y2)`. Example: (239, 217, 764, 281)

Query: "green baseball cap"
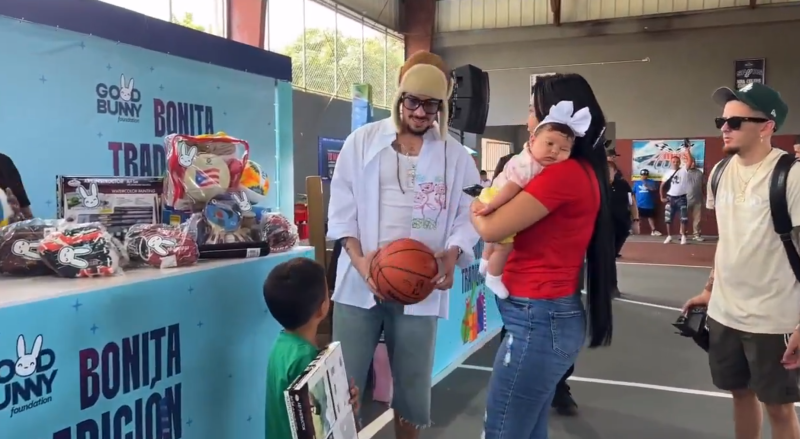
(712, 82, 789, 131)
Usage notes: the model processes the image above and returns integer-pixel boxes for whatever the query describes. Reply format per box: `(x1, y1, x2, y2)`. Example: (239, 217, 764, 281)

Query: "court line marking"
(580, 290, 683, 312)
(457, 364, 800, 407)
(617, 261, 712, 269)
(358, 326, 502, 439)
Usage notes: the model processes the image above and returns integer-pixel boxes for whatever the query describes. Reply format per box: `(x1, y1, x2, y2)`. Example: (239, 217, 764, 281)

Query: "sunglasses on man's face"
(401, 96, 442, 115)
(714, 116, 770, 130)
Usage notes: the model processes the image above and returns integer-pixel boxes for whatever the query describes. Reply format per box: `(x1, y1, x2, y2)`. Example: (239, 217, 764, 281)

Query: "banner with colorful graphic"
(318, 138, 345, 180)
(0, 17, 279, 218)
(632, 139, 706, 180)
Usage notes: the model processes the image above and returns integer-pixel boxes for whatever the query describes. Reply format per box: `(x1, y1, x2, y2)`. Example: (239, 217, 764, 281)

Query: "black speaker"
(448, 64, 489, 135)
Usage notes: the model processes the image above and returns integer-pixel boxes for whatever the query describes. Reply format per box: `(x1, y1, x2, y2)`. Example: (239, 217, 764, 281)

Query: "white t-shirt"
(377, 147, 415, 246)
(707, 148, 800, 334)
(661, 167, 690, 197)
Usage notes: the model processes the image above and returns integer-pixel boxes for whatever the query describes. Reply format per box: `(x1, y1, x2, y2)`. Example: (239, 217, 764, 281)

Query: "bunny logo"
(231, 192, 252, 211)
(177, 142, 198, 168)
(57, 246, 91, 269)
(95, 73, 142, 123)
(146, 235, 176, 257)
(119, 74, 134, 102)
(11, 240, 41, 260)
(15, 335, 42, 378)
(77, 183, 100, 208)
(1, 334, 58, 415)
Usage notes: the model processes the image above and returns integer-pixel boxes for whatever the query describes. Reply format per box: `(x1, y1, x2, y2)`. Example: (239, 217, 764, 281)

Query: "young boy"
(264, 257, 358, 438)
(476, 100, 592, 299)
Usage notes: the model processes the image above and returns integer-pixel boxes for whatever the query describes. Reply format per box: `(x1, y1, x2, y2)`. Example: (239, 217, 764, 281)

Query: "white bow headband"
(533, 100, 592, 138)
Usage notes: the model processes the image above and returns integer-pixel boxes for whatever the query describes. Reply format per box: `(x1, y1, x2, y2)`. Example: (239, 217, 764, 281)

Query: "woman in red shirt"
(472, 73, 615, 439)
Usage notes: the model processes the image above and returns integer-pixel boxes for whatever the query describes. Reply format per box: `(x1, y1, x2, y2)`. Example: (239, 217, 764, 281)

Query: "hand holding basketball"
(369, 239, 439, 305)
(352, 250, 383, 299)
(432, 247, 459, 290)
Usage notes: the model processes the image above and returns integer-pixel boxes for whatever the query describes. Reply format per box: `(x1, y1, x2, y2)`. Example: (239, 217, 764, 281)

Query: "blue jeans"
(483, 294, 586, 439)
(332, 301, 437, 428)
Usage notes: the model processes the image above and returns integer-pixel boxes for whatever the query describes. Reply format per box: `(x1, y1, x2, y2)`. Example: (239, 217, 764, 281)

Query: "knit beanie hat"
(390, 50, 453, 139)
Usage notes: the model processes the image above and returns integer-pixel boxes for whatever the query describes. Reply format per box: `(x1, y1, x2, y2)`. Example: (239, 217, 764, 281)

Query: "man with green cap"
(683, 82, 800, 438)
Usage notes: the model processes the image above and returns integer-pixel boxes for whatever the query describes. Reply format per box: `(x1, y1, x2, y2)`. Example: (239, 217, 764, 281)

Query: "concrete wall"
(292, 90, 390, 200)
(438, 20, 800, 139)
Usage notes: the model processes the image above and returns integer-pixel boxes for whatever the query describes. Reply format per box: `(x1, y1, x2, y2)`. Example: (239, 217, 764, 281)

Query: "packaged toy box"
(285, 342, 357, 439)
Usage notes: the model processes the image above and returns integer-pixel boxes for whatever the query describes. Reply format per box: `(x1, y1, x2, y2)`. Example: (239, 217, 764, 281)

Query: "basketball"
(370, 238, 439, 305)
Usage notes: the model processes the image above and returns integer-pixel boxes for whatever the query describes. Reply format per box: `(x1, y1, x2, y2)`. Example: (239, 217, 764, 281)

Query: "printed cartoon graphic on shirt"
(412, 177, 446, 230)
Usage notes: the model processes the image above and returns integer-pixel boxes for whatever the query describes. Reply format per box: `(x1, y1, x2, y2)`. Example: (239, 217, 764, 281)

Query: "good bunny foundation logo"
(1, 334, 58, 417)
(96, 74, 141, 123)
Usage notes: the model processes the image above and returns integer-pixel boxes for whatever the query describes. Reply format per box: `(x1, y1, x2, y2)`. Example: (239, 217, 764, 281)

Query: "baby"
(476, 101, 592, 299)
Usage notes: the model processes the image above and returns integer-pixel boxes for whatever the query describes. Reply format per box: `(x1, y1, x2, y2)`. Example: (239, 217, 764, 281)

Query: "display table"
(0, 245, 500, 438)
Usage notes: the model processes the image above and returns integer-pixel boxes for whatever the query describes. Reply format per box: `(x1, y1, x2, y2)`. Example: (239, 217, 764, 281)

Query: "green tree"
(280, 29, 405, 107)
(172, 12, 205, 32)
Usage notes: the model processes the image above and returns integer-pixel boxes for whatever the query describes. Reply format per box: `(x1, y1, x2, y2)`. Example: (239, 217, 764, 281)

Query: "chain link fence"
(269, 0, 405, 109)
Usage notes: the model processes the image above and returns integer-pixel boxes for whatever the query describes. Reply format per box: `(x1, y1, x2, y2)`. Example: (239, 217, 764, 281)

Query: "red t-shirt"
(503, 159, 600, 299)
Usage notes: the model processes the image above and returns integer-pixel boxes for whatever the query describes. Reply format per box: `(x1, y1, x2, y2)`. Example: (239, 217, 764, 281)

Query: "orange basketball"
(370, 238, 439, 305)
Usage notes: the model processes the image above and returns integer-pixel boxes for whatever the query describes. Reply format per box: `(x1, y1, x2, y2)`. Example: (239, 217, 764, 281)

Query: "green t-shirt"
(266, 331, 319, 439)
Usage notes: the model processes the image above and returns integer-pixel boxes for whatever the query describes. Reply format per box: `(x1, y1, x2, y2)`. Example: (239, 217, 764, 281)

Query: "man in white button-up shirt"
(327, 51, 479, 438)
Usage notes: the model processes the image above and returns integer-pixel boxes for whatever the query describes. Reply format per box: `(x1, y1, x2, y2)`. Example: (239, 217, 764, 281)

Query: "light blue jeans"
(332, 301, 437, 428)
(483, 293, 586, 439)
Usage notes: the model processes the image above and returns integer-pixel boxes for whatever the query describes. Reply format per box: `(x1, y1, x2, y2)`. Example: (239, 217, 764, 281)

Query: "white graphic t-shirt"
(662, 167, 690, 197)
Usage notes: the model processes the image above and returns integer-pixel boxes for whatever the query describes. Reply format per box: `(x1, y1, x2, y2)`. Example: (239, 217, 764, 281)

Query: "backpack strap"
(710, 156, 732, 200)
(769, 153, 800, 282)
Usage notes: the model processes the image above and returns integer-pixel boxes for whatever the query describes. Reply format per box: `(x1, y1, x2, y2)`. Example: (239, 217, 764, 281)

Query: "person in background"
(264, 258, 359, 438)
(659, 154, 690, 245)
(608, 159, 639, 258)
(684, 83, 800, 439)
(480, 170, 491, 187)
(632, 169, 660, 235)
(327, 51, 479, 439)
(793, 135, 800, 159)
(473, 73, 615, 437)
(682, 139, 705, 241)
(0, 153, 32, 220)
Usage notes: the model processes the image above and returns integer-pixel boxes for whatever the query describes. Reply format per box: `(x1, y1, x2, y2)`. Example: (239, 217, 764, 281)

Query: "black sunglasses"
(715, 116, 770, 130)
(401, 95, 442, 115)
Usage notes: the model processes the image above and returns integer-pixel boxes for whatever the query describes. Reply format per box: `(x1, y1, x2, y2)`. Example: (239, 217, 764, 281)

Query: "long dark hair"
(492, 153, 515, 183)
(532, 73, 615, 347)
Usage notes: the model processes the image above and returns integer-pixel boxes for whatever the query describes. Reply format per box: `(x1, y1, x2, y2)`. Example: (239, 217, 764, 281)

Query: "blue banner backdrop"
(0, 16, 279, 217)
(0, 249, 314, 439)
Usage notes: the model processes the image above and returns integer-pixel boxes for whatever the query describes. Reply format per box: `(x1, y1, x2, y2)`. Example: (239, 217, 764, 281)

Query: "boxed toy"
(285, 342, 358, 439)
(55, 176, 162, 239)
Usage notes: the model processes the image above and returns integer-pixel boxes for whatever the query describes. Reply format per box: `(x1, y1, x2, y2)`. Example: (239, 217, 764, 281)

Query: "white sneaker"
(693, 235, 705, 242)
(663, 236, 672, 244)
(651, 230, 662, 236)
(680, 235, 687, 245)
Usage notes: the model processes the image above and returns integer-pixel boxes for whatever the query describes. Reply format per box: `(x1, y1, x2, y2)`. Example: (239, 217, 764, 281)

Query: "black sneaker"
(552, 390, 578, 416)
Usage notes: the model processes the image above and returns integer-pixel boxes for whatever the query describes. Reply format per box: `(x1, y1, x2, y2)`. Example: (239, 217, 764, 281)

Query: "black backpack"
(709, 153, 800, 281)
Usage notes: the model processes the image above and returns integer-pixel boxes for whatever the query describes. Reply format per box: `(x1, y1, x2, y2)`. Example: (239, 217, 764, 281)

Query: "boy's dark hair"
(264, 257, 327, 330)
(480, 170, 487, 175)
